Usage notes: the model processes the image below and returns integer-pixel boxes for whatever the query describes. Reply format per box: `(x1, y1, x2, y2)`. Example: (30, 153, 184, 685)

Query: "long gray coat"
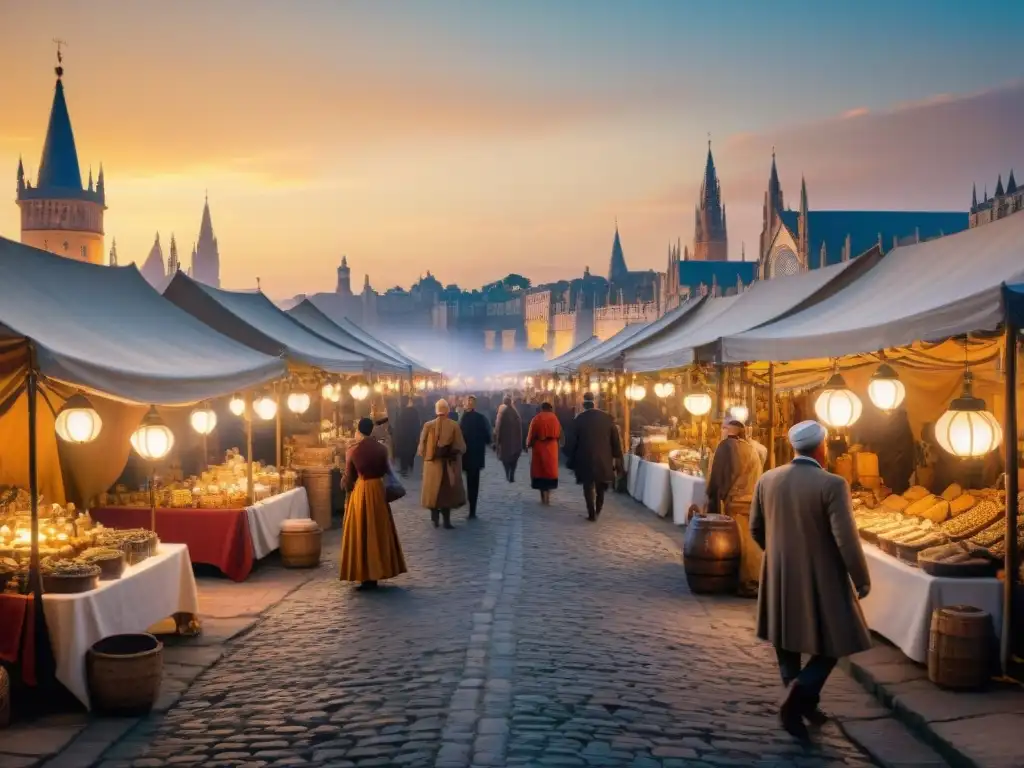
(750, 459, 872, 659)
(566, 408, 623, 485)
(493, 404, 523, 464)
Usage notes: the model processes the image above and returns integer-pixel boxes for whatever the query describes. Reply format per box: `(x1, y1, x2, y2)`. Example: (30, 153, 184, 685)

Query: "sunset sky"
(1, 1, 1022, 298)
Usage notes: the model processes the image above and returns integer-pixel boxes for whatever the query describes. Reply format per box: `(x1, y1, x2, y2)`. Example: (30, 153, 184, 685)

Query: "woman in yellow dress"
(339, 417, 408, 590)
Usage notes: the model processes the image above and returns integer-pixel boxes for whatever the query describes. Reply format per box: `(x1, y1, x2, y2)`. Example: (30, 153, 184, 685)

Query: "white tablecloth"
(245, 487, 311, 560)
(41, 543, 200, 709)
(669, 471, 707, 525)
(640, 461, 673, 518)
(625, 454, 643, 498)
(859, 543, 1003, 663)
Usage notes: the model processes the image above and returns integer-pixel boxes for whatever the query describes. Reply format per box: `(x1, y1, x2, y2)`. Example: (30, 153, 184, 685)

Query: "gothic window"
(770, 245, 801, 278)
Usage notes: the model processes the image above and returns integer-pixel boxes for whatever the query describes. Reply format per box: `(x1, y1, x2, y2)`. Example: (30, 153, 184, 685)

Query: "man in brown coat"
(418, 399, 467, 529)
(750, 420, 871, 740)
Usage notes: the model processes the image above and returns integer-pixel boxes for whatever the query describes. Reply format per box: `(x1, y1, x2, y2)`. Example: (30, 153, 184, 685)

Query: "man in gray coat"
(750, 420, 871, 740)
(565, 392, 623, 521)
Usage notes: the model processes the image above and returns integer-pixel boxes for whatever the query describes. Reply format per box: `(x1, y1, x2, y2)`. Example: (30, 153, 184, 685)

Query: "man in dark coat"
(494, 396, 523, 482)
(395, 397, 422, 476)
(457, 395, 491, 519)
(750, 420, 871, 740)
(565, 392, 623, 521)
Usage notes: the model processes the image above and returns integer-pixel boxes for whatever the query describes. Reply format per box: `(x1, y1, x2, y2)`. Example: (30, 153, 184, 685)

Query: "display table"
(859, 543, 1003, 663)
(92, 505, 254, 582)
(669, 471, 706, 525)
(246, 488, 310, 559)
(42, 543, 199, 709)
(640, 461, 672, 518)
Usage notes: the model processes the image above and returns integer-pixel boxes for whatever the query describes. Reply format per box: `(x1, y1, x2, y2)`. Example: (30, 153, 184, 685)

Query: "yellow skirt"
(339, 476, 408, 583)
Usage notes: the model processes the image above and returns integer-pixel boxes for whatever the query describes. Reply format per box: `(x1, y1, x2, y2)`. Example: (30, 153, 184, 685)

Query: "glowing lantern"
(189, 406, 218, 435)
(728, 404, 750, 423)
(54, 393, 102, 444)
(683, 392, 713, 416)
(625, 384, 647, 402)
(287, 392, 311, 414)
(934, 372, 1002, 458)
(130, 407, 175, 460)
(253, 395, 278, 421)
(867, 363, 906, 413)
(814, 372, 863, 429)
(653, 382, 676, 399)
(229, 395, 246, 416)
(321, 383, 336, 400)
(349, 383, 370, 401)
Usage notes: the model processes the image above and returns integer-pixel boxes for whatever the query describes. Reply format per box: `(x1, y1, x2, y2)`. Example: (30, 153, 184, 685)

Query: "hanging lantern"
(253, 395, 278, 421)
(373, 382, 384, 394)
(589, 381, 600, 394)
(814, 372, 863, 429)
(935, 372, 1002, 458)
(321, 382, 336, 400)
(683, 392, 713, 416)
(130, 407, 175, 461)
(868, 363, 906, 413)
(228, 394, 246, 417)
(54, 393, 103, 444)
(728, 404, 750, 423)
(350, 383, 370, 401)
(287, 392, 311, 414)
(625, 383, 647, 402)
(653, 382, 676, 399)
(189, 405, 217, 435)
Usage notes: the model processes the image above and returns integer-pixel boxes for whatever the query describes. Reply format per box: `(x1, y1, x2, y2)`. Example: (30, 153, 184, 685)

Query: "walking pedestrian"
(493, 395, 523, 483)
(750, 420, 871, 741)
(395, 396, 422, 477)
(565, 391, 622, 521)
(458, 395, 491, 519)
(339, 418, 408, 591)
(418, 398, 467, 529)
(526, 401, 562, 505)
(706, 418, 764, 597)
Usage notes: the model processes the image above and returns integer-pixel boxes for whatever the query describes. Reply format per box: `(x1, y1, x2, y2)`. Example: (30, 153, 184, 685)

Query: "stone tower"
(17, 50, 106, 264)
(692, 140, 727, 261)
(191, 196, 220, 287)
(607, 224, 628, 282)
(336, 256, 352, 296)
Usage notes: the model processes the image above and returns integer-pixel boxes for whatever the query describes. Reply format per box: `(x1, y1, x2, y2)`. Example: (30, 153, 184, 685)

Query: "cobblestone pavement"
(107, 461, 909, 768)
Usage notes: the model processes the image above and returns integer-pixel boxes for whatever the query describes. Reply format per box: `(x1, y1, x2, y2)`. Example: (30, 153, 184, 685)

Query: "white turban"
(788, 420, 827, 451)
(435, 398, 450, 415)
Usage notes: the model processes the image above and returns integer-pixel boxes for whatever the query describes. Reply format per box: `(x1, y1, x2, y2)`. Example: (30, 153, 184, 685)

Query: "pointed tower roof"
(995, 174, 1005, 198)
(109, 237, 118, 266)
(608, 223, 628, 282)
(768, 148, 784, 212)
(701, 139, 719, 204)
(198, 196, 215, 241)
(972, 183, 978, 211)
(1007, 170, 1017, 196)
(37, 68, 83, 191)
(140, 233, 166, 285)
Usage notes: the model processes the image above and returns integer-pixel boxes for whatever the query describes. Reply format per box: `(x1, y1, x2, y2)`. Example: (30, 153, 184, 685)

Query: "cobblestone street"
(106, 462, 930, 768)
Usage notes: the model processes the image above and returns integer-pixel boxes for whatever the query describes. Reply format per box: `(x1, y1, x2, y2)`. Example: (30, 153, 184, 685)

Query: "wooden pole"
(245, 391, 254, 506)
(622, 376, 631, 450)
(768, 363, 777, 469)
(716, 364, 726, 421)
(27, 355, 41, 597)
(1002, 317, 1019, 677)
(275, 383, 282, 469)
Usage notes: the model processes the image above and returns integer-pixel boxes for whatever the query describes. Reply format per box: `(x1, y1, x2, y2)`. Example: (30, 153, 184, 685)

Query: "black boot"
(431, 509, 440, 528)
(442, 509, 454, 529)
(357, 580, 378, 591)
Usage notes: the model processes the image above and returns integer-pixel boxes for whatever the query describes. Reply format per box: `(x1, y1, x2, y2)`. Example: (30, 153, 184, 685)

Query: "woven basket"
(0, 666, 9, 728)
(86, 633, 163, 715)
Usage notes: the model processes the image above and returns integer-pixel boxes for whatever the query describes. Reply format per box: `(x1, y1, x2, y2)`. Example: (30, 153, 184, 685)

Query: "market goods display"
(918, 542, 998, 578)
(95, 529, 158, 566)
(939, 499, 1003, 541)
(40, 561, 102, 594)
(80, 547, 127, 580)
(667, 448, 702, 476)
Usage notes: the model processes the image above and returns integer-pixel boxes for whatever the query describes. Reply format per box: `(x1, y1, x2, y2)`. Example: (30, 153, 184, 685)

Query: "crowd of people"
(337, 388, 876, 742)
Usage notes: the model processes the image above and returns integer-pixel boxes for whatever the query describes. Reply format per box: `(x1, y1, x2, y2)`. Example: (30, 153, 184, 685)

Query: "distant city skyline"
(1, 1, 1022, 297)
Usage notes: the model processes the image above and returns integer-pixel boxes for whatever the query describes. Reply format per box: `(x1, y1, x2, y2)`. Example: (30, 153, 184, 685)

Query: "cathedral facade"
(16, 54, 106, 264)
(970, 170, 1021, 228)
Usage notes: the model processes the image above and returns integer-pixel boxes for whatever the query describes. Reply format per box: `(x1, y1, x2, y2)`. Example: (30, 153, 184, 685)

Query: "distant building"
(758, 152, 968, 278)
(16, 51, 106, 264)
(970, 170, 1022, 228)
(138, 199, 222, 290)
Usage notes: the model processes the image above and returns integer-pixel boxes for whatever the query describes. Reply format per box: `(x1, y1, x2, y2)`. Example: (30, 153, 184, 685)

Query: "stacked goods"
(95, 529, 158, 565)
(40, 560, 102, 594)
(80, 547, 127, 580)
(919, 541, 998, 578)
(939, 500, 1004, 542)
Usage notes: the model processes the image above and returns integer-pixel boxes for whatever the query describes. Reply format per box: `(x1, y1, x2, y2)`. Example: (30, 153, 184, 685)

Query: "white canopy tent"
(0, 238, 287, 404)
(624, 254, 875, 372)
(578, 296, 706, 370)
(164, 273, 367, 374)
(287, 300, 409, 374)
(718, 211, 1024, 363)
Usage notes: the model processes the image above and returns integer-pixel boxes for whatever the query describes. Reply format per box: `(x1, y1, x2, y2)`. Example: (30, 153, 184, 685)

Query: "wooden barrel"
(683, 513, 740, 595)
(280, 527, 322, 568)
(299, 467, 334, 531)
(86, 633, 163, 715)
(927, 605, 993, 690)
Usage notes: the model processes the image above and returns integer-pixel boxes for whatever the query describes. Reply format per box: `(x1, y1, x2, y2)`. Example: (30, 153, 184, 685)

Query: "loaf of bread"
(920, 499, 950, 524)
(941, 483, 963, 502)
(905, 494, 938, 518)
(882, 495, 910, 512)
(903, 485, 931, 502)
(949, 494, 975, 517)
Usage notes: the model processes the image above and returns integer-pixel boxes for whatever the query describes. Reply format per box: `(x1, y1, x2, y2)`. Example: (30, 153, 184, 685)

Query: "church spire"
(37, 46, 83, 192)
(693, 137, 728, 261)
(109, 237, 118, 267)
(168, 233, 180, 275)
(608, 222, 628, 282)
(995, 174, 1005, 198)
(971, 183, 978, 211)
(768, 147, 784, 213)
(1008, 170, 1018, 196)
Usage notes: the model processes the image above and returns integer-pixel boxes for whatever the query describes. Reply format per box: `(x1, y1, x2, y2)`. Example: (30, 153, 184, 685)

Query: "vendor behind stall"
(852, 405, 915, 494)
(706, 418, 764, 597)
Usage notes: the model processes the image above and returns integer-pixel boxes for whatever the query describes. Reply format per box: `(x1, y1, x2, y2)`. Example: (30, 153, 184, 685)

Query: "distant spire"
(1008, 170, 1018, 195)
(819, 241, 827, 269)
(608, 224, 627, 282)
(88, 165, 93, 191)
(96, 163, 105, 200)
(984, 185, 988, 203)
(16, 155, 24, 191)
(37, 54, 83, 191)
(995, 174, 1005, 198)
(768, 149, 784, 213)
(168, 233, 180, 275)
(741, 242, 746, 261)
(109, 237, 118, 267)
(799, 175, 808, 212)
(971, 183, 978, 211)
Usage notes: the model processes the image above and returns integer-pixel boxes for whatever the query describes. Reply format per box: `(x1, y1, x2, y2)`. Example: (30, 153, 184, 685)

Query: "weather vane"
(53, 38, 67, 78)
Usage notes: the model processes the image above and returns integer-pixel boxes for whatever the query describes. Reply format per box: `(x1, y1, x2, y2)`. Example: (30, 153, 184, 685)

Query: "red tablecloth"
(0, 593, 37, 685)
(90, 507, 255, 582)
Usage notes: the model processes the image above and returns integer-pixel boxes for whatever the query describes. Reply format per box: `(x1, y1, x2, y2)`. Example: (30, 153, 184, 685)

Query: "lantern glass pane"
(229, 397, 245, 416)
(55, 407, 102, 443)
(684, 393, 712, 416)
(288, 393, 311, 414)
(814, 388, 863, 428)
(131, 424, 174, 460)
(867, 378, 906, 412)
(190, 409, 217, 435)
(936, 409, 1003, 457)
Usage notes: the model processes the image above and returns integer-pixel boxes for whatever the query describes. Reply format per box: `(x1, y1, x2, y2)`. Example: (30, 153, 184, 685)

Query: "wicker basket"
(43, 570, 100, 594)
(0, 666, 9, 728)
(86, 633, 163, 715)
(299, 467, 334, 530)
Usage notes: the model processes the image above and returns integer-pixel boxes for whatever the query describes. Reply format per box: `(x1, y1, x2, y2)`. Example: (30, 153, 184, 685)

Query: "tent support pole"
(716, 364, 726, 421)
(246, 391, 255, 506)
(768, 363, 776, 469)
(275, 382, 282, 469)
(27, 346, 42, 598)
(1002, 316, 1019, 678)
(622, 375, 631, 450)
